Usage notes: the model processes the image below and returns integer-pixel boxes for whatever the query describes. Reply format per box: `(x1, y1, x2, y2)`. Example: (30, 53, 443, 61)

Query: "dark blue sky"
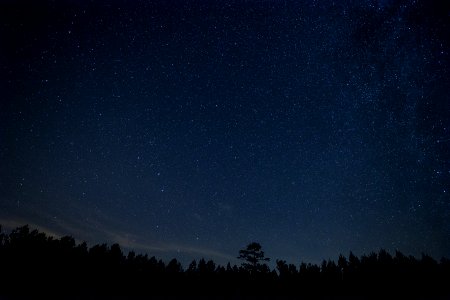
(1, 0, 449, 265)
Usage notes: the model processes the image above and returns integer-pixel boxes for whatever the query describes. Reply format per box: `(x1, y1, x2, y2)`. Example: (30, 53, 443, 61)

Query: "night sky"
(1, 0, 449, 266)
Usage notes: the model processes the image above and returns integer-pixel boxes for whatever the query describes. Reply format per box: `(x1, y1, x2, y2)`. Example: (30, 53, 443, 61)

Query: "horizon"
(1, 223, 446, 269)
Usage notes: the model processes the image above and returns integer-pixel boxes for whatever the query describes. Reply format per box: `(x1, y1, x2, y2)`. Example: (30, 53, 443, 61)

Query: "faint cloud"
(0, 206, 235, 263)
(0, 217, 64, 239)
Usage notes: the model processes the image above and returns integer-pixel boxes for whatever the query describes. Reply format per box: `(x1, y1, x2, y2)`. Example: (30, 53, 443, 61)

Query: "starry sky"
(1, 0, 449, 266)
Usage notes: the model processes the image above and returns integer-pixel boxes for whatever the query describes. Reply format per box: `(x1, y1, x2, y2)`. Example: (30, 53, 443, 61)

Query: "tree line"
(0, 225, 449, 299)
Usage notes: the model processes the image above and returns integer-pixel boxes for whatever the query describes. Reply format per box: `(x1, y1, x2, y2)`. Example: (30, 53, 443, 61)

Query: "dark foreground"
(0, 226, 449, 299)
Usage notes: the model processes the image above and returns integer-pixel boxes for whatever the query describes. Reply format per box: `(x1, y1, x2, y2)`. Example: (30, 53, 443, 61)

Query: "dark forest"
(0, 225, 449, 299)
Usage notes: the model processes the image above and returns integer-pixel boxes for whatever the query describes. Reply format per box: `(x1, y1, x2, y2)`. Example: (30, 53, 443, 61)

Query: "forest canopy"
(0, 225, 449, 299)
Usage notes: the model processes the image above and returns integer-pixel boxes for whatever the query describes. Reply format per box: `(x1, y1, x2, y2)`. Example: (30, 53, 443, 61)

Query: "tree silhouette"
(0, 224, 449, 298)
(187, 259, 197, 273)
(238, 242, 270, 274)
(166, 258, 182, 273)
